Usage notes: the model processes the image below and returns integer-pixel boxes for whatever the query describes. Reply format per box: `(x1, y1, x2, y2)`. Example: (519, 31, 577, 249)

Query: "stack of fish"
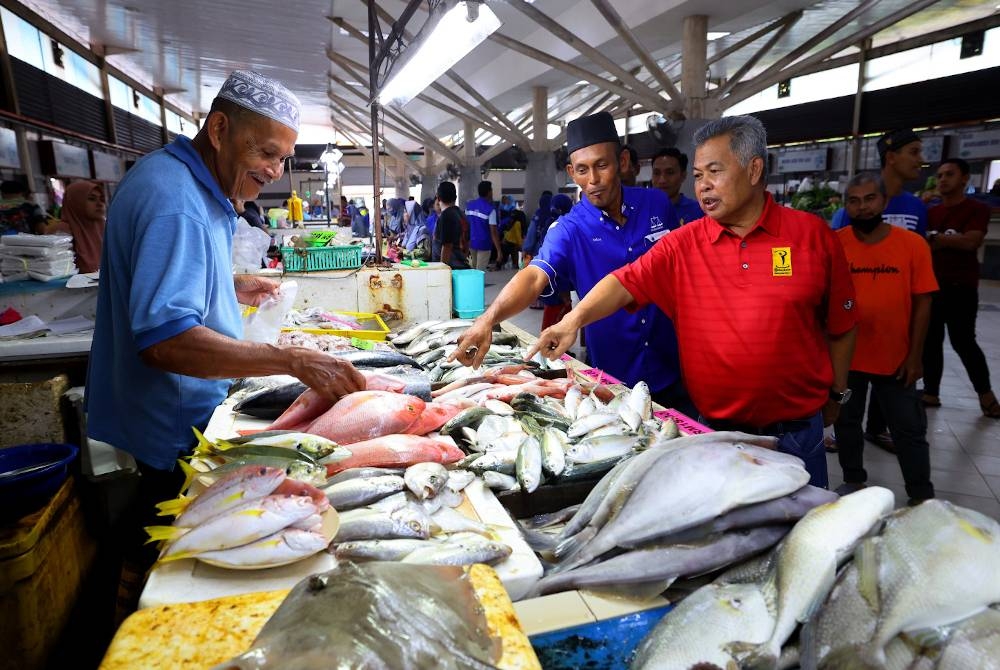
(325, 462, 513, 567)
(630, 493, 1000, 670)
(282, 307, 365, 331)
(526, 432, 832, 597)
(276, 330, 391, 353)
(390, 318, 565, 384)
(188, 428, 351, 486)
(147, 464, 332, 568)
(440, 382, 672, 494)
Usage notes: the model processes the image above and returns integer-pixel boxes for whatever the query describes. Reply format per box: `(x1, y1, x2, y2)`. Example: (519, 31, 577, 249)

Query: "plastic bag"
(232, 218, 272, 273)
(242, 280, 298, 344)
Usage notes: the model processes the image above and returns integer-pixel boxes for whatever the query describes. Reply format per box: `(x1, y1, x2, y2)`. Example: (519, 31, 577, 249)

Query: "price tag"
(350, 337, 375, 350)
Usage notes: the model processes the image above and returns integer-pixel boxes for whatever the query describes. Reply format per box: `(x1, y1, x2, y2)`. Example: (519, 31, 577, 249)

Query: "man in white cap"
(87, 72, 365, 591)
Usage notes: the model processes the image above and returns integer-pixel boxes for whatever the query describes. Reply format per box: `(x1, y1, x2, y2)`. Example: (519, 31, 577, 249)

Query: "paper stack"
(0, 234, 78, 281)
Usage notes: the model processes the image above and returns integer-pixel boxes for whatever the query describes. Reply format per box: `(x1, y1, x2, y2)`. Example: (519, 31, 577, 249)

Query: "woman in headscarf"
(61, 180, 106, 273)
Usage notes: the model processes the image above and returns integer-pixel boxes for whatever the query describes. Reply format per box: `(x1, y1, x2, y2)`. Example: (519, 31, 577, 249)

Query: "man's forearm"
(491, 228, 502, 253)
(827, 327, 857, 391)
(908, 294, 933, 360)
(478, 266, 550, 326)
(564, 274, 635, 331)
(140, 326, 297, 379)
(932, 232, 985, 252)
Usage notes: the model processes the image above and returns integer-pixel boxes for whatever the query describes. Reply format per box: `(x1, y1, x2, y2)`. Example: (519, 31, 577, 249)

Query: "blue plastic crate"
(529, 604, 673, 670)
(452, 269, 485, 315)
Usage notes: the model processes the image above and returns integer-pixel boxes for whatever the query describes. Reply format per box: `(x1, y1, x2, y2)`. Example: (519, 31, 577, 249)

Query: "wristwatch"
(829, 388, 852, 405)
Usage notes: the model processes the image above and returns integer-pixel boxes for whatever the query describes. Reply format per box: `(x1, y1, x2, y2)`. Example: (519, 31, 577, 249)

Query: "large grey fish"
(215, 563, 500, 670)
(631, 581, 775, 670)
(555, 436, 806, 571)
(402, 535, 512, 567)
(854, 500, 1000, 668)
(737, 487, 895, 668)
(322, 475, 406, 510)
(533, 525, 789, 597)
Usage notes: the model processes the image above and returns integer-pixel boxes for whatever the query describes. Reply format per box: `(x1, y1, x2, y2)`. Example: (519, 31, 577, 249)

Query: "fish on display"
(333, 538, 439, 562)
(631, 581, 774, 670)
(193, 527, 329, 568)
(553, 435, 805, 571)
(401, 534, 512, 567)
(157, 464, 287, 526)
(232, 381, 307, 419)
(732, 487, 895, 668)
(146, 494, 319, 561)
(333, 505, 432, 542)
(223, 430, 350, 463)
(306, 391, 426, 445)
(404, 462, 449, 499)
(322, 475, 406, 510)
(323, 434, 465, 476)
(330, 349, 421, 369)
(532, 525, 789, 598)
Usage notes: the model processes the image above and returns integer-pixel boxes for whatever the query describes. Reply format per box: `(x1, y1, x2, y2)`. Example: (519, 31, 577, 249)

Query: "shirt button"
(644, 341, 648, 346)
(641, 318, 646, 324)
(741, 242, 748, 248)
(628, 247, 632, 252)
(616, 226, 621, 230)
(742, 263, 749, 269)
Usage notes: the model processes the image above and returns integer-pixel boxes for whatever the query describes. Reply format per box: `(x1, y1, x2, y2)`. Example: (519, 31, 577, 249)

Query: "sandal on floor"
(921, 394, 942, 408)
(982, 398, 1000, 419)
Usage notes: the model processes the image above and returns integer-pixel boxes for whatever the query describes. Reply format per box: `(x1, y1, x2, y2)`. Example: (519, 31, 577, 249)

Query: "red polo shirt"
(613, 193, 857, 427)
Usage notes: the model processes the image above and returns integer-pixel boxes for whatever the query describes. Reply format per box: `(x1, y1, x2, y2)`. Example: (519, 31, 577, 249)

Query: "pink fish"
(359, 370, 408, 394)
(307, 391, 426, 445)
(273, 478, 330, 512)
(268, 388, 333, 431)
(404, 402, 466, 436)
(325, 434, 465, 475)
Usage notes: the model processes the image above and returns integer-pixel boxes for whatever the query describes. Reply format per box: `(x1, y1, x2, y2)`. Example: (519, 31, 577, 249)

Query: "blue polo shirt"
(831, 191, 927, 236)
(86, 136, 242, 470)
(673, 194, 704, 226)
(530, 186, 681, 392)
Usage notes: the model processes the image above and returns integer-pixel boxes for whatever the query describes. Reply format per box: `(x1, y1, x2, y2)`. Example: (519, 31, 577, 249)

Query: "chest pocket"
(758, 243, 825, 307)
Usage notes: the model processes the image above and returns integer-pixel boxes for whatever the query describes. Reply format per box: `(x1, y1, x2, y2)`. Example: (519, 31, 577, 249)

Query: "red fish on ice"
(307, 391, 426, 445)
(325, 434, 465, 475)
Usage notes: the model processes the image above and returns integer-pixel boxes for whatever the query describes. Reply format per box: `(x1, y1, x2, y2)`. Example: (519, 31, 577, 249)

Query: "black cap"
(877, 129, 920, 160)
(566, 112, 620, 155)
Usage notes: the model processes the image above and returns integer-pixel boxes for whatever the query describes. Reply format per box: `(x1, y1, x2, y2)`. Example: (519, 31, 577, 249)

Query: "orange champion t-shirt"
(837, 226, 939, 375)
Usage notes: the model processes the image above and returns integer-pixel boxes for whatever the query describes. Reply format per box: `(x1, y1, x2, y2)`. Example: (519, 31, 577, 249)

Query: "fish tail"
(176, 459, 198, 495)
(155, 494, 191, 517)
(144, 525, 184, 544)
(157, 550, 199, 563)
(191, 426, 215, 454)
(732, 646, 777, 670)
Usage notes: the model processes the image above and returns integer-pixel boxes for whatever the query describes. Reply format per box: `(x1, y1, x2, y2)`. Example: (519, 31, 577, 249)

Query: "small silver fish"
(404, 462, 449, 500)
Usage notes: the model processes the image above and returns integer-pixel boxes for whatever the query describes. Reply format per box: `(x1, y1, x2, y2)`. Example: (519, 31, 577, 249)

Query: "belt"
(705, 417, 813, 436)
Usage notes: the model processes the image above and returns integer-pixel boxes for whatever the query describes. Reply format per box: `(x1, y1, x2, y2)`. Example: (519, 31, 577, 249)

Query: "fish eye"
(409, 521, 421, 531)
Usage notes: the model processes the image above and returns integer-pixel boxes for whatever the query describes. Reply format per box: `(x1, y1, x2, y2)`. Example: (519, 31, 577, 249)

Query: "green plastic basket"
(305, 230, 337, 247)
(280, 245, 363, 272)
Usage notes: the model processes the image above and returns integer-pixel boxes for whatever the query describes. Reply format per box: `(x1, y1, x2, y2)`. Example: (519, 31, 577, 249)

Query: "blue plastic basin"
(452, 269, 485, 314)
(0, 443, 79, 521)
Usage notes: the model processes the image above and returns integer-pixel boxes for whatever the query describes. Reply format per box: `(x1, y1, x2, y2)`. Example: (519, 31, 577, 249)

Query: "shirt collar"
(164, 136, 237, 222)
(704, 192, 780, 243)
(579, 184, 634, 224)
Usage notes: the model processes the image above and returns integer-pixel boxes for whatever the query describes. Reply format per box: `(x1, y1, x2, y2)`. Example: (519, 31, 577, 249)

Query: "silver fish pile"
(326, 463, 513, 567)
(526, 432, 826, 598)
(442, 381, 664, 494)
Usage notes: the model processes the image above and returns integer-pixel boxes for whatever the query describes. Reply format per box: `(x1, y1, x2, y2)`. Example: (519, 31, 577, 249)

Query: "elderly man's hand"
(449, 319, 494, 369)
(291, 350, 366, 402)
(234, 275, 280, 307)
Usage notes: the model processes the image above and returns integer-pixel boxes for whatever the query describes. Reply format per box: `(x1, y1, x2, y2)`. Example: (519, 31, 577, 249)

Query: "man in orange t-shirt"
(834, 173, 937, 504)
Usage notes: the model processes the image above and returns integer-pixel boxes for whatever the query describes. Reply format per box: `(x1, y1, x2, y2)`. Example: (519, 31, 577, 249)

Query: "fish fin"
(855, 537, 881, 612)
(515, 520, 558, 553)
(157, 550, 200, 563)
(191, 426, 214, 454)
(144, 525, 184, 544)
(725, 643, 771, 669)
(798, 619, 820, 670)
(236, 508, 266, 518)
(176, 459, 199, 495)
(154, 494, 191, 517)
(215, 437, 240, 451)
(581, 578, 678, 602)
(903, 626, 952, 653)
(553, 526, 596, 561)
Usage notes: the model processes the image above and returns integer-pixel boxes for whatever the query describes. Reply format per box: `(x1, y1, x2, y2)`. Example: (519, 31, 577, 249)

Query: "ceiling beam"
(330, 16, 523, 144)
(496, 0, 671, 110)
(724, 0, 942, 107)
(588, 0, 683, 103)
(489, 32, 662, 113)
(706, 13, 799, 68)
(479, 141, 514, 164)
(718, 0, 881, 106)
(330, 103, 418, 175)
(715, 10, 802, 97)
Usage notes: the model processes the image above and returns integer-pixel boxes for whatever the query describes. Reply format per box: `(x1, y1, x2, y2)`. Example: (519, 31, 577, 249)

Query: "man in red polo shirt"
(528, 115, 857, 487)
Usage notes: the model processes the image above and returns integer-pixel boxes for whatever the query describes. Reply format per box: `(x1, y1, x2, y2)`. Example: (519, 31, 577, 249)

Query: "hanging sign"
(39, 141, 92, 178)
(956, 130, 1000, 160)
(91, 151, 124, 182)
(776, 149, 828, 173)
